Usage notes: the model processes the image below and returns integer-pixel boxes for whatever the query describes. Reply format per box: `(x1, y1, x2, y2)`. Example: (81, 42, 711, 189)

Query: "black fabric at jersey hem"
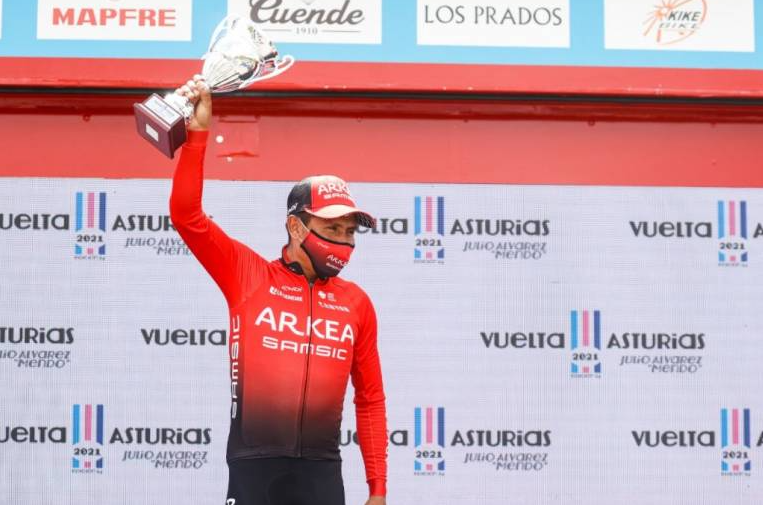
(227, 447, 342, 464)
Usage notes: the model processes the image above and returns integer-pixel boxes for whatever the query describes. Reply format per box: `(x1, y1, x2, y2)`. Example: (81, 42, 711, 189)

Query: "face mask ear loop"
(296, 217, 311, 244)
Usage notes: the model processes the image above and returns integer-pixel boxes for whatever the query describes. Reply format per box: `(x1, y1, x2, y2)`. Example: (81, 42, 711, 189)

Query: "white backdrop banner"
(1, 178, 762, 505)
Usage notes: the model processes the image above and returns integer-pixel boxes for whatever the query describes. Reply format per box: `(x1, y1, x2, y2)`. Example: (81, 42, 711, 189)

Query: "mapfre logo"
(228, 0, 382, 44)
(37, 0, 192, 41)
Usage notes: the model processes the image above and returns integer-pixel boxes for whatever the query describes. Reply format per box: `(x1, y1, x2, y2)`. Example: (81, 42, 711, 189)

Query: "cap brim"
(305, 205, 376, 228)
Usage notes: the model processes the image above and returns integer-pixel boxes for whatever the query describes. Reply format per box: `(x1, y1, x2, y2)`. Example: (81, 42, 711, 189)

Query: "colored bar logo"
(717, 200, 747, 265)
(721, 408, 751, 475)
(72, 404, 105, 471)
(75, 191, 107, 257)
(414, 406, 445, 474)
(414, 196, 445, 262)
(570, 310, 602, 377)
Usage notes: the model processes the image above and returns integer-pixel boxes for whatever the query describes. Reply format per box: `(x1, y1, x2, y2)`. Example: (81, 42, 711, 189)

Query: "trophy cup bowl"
(134, 16, 295, 158)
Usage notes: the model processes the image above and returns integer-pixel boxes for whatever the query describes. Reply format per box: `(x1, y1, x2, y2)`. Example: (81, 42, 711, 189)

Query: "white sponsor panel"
(604, 0, 755, 52)
(417, 0, 570, 48)
(1, 178, 763, 504)
(227, 0, 382, 44)
(36, 0, 192, 41)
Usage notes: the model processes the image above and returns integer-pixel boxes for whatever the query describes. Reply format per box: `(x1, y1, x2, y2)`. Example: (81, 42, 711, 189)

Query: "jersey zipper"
(296, 281, 313, 457)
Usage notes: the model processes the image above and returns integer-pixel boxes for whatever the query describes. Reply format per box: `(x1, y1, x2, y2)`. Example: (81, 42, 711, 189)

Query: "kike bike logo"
(643, 0, 706, 45)
(480, 310, 707, 379)
(632, 408, 760, 476)
(629, 199, 759, 266)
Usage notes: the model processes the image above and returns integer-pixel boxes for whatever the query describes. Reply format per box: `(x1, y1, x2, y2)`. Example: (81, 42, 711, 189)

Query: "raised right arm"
(169, 78, 265, 307)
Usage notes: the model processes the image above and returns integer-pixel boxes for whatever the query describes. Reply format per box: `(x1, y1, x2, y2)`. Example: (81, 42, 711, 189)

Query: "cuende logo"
(249, 0, 365, 26)
(233, 0, 381, 44)
(643, 0, 706, 45)
(140, 328, 227, 346)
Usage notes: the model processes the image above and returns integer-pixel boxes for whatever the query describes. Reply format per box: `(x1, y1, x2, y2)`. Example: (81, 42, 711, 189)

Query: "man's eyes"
(325, 226, 355, 235)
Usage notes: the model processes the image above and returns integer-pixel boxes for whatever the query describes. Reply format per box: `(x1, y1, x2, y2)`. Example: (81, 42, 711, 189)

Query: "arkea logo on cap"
(312, 177, 355, 209)
(287, 174, 375, 228)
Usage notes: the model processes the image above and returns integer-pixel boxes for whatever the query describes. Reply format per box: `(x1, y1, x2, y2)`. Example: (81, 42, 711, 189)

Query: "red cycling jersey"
(169, 130, 388, 497)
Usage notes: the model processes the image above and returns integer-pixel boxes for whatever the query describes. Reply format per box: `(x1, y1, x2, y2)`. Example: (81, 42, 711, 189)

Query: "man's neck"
(284, 243, 318, 284)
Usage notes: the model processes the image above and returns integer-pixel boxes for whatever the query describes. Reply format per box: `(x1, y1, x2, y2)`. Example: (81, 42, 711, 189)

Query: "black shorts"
(225, 457, 345, 505)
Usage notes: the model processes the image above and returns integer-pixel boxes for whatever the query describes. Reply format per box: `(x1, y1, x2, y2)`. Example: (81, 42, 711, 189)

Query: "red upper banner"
(2, 57, 763, 98)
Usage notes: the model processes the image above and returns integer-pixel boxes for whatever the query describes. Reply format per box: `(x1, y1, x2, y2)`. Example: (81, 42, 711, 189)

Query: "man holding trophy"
(159, 17, 388, 505)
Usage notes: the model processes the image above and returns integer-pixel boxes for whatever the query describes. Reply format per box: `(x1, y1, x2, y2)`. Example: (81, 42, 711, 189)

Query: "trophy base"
(134, 94, 187, 159)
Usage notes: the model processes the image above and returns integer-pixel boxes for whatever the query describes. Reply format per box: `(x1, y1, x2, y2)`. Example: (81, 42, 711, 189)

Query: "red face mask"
(300, 227, 354, 279)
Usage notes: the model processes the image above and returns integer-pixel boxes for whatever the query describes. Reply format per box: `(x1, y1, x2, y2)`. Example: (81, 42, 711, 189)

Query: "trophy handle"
(238, 55, 296, 89)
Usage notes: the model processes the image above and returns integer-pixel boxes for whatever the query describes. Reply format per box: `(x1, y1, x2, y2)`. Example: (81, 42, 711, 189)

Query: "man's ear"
(286, 215, 307, 242)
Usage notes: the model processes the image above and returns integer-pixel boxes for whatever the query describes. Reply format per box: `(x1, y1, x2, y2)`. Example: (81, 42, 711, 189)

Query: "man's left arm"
(351, 295, 388, 505)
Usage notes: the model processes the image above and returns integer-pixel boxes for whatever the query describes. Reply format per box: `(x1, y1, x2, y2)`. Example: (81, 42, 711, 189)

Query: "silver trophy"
(134, 16, 295, 158)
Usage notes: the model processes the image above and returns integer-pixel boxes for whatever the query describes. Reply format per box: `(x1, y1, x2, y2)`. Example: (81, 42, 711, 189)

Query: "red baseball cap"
(287, 175, 376, 228)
